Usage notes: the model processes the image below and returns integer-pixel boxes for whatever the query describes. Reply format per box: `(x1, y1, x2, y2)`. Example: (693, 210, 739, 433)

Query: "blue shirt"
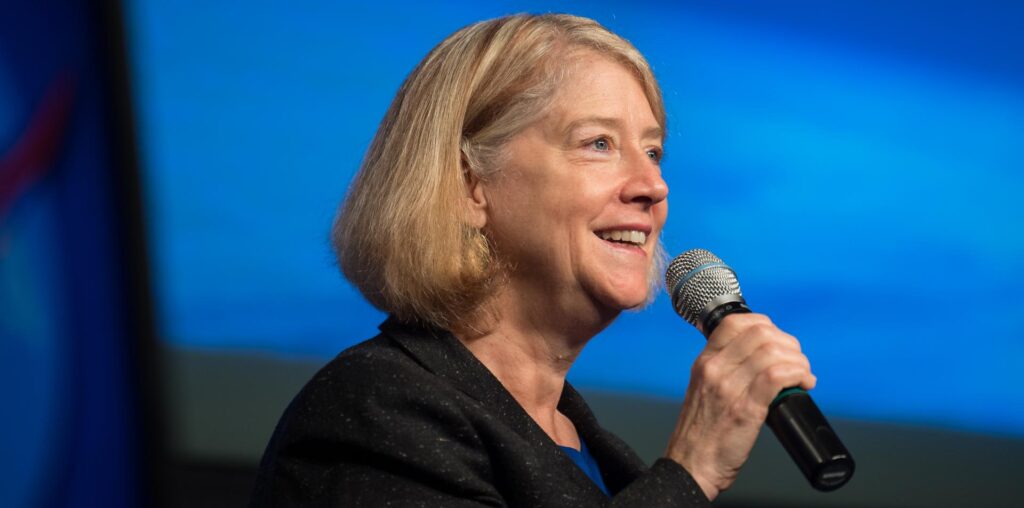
(559, 439, 610, 496)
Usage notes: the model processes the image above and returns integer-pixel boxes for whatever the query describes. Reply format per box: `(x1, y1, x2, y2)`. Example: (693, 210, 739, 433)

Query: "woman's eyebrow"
(562, 116, 663, 141)
(643, 125, 665, 141)
(563, 116, 620, 134)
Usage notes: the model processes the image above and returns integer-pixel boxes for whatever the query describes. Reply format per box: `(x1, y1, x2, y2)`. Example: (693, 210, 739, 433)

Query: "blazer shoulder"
(253, 332, 501, 505)
(286, 332, 457, 422)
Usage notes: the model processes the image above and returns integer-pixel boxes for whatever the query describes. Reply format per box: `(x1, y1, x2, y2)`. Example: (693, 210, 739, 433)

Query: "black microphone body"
(667, 249, 855, 491)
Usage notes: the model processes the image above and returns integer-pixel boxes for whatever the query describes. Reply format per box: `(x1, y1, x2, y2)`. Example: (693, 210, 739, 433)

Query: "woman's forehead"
(540, 77, 661, 139)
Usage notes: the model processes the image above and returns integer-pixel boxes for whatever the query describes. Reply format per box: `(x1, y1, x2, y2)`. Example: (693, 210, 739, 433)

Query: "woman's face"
(478, 51, 668, 317)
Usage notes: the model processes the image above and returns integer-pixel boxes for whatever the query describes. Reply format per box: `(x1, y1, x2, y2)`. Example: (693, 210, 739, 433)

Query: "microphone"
(665, 249, 855, 491)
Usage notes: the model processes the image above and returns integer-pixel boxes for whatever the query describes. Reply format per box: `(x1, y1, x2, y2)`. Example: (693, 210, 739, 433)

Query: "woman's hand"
(664, 313, 816, 500)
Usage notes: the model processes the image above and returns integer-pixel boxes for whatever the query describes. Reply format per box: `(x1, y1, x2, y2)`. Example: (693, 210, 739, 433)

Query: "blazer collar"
(378, 316, 640, 496)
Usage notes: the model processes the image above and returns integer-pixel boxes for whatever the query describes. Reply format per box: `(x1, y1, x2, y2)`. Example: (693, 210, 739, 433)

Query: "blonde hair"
(331, 13, 666, 329)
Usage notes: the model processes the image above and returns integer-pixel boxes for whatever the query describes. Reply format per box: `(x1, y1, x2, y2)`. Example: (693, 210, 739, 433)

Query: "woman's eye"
(646, 148, 663, 162)
(591, 138, 610, 151)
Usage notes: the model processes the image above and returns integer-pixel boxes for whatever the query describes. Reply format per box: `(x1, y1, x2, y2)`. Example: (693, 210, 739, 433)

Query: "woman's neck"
(453, 288, 617, 448)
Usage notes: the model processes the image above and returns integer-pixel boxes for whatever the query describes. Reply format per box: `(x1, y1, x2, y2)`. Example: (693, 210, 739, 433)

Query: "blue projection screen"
(126, 0, 1024, 439)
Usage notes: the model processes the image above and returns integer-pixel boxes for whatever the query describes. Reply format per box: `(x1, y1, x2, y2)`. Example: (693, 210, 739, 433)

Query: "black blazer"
(251, 317, 710, 507)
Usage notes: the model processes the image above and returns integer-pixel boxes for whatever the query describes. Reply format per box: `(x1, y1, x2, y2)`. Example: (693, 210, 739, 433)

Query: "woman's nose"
(621, 147, 668, 207)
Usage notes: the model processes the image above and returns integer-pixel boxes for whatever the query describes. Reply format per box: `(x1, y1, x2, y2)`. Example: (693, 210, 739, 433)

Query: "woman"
(252, 13, 815, 507)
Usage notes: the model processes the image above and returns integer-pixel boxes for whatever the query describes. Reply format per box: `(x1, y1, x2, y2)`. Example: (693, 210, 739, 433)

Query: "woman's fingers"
(708, 313, 801, 355)
(704, 313, 775, 351)
(698, 313, 811, 405)
(693, 342, 813, 422)
(744, 355, 817, 407)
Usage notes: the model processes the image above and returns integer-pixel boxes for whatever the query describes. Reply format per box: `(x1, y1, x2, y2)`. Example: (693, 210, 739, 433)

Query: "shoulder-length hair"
(331, 13, 666, 329)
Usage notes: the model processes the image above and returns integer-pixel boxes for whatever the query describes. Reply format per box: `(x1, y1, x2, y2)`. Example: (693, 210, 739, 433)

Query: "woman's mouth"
(595, 229, 647, 247)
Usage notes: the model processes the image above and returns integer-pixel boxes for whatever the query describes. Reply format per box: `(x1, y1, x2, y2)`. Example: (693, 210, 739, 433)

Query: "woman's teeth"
(598, 230, 646, 246)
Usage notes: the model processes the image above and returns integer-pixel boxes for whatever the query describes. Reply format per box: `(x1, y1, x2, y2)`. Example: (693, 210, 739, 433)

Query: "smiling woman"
(251, 13, 815, 507)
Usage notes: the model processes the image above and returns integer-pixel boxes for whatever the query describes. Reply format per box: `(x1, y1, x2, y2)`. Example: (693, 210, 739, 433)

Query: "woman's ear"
(462, 160, 488, 229)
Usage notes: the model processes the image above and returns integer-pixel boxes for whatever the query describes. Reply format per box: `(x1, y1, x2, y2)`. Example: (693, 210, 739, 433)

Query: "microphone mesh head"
(665, 249, 743, 327)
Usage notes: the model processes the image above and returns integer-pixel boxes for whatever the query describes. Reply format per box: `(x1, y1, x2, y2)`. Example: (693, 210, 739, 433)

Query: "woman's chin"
(593, 283, 653, 314)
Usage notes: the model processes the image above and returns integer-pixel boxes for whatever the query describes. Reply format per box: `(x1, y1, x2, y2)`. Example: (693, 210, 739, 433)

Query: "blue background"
(1, 1, 143, 506)
(125, 0, 1024, 438)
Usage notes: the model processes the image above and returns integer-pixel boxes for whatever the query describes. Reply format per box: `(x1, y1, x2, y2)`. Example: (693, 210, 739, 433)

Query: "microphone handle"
(702, 301, 855, 491)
